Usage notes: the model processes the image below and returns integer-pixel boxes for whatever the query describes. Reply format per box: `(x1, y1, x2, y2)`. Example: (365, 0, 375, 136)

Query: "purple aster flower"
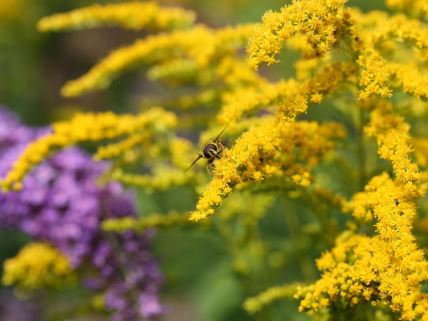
(0, 107, 163, 321)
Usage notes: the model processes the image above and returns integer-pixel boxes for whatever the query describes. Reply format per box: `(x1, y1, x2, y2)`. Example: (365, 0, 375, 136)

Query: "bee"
(187, 126, 227, 170)
(394, 199, 399, 206)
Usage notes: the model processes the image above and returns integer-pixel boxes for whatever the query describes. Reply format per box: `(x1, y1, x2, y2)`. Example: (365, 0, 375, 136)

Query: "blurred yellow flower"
(2, 243, 75, 291)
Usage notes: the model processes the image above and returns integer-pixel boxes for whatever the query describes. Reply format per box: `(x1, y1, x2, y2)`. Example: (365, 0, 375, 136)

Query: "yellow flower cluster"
(298, 101, 428, 319)
(413, 138, 428, 167)
(171, 89, 218, 110)
(37, 1, 195, 32)
(297, 228, 428, 320)
(169, 137, 196, 170)
(47, 24, 252, 97)
(352, 10, 428, 100)
(103, 136, 200, 191)
(218, 60, 350, 125)
(357, 49, 392, 100)
(147, 59, 198, 83)
(247, 0, 347, 69)
(2, 243, 75, 291)
(248, 2, 428, 101)
(262, 6, 428, 313)
(1, 107, 176, 191)
(102, 212, 191, 233)
(217, 80, 298, 124)
(94, 132, 150, 161)
(365, 102, 422, 191)
(215, 57, 265, 89)
(386, 0, 428, 17)
(111, 167, 191, 191)
(243, 284, 300, 314)
(391, 63, 428, 99)
(191, 119, 344, 221)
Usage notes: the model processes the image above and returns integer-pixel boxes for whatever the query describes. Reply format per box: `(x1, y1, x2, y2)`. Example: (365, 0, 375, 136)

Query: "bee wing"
(186, 154, 203, 171)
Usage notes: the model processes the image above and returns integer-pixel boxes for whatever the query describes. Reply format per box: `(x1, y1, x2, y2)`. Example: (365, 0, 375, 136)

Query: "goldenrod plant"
(2, 243, 76, 292)
(2, 0, 428, 320)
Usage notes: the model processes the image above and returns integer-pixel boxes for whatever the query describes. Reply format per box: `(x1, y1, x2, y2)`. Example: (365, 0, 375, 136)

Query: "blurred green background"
(0, 0, 388, 321)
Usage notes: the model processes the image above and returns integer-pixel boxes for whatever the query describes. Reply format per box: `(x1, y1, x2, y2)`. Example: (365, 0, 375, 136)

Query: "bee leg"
(212, 148, 224, 160)
(206, 164, 215, 176)
(207, 158, 216, 175)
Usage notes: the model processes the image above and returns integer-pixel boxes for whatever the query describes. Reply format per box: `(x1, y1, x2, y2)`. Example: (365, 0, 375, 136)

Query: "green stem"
(357, 106, 366, 191)
(283, 203, 317, 281)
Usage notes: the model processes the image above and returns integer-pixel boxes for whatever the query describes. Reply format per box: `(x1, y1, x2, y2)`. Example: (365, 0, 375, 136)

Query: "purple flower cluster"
(0, 107, 162, 321)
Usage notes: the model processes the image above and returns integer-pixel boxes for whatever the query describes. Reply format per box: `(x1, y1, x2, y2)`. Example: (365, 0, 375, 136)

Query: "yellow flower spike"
(2, 243, 76, 291)
(147, 59, 198, 83)
(59, 24, 253, 97)
(296, 57, 323, 79)
(357, 49, 393, 100)
(386, 0, 428, 18)
(346, 173, 415, 228)
(390, 63, 428, 99)
(94, 132, 151, 161)
(173, 89, 218, 110)
(1, 108, 176, 191)
(351, 10, 428, 100)
(218, 61, 349, 125)
(413, 138, 428, 167)
(292, 172, 312, 187)
(59, 26, 208, 97)
(102, 212, 192, 233)
(365, 101, 421, 187)
(217, 79, 296, 125)
(111, 167, 191, 191)
(247, 0, 347, 69)
(215, 56, 267, 88)
(190, 119, 344, 221)
(387, 15, 428, 51)
(301, 99, 428, 319)
(37, 2, 195, 32)
(298, 231, 428, 320)
(243, 283, 301, 314)
(170, 137, 195, 170)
